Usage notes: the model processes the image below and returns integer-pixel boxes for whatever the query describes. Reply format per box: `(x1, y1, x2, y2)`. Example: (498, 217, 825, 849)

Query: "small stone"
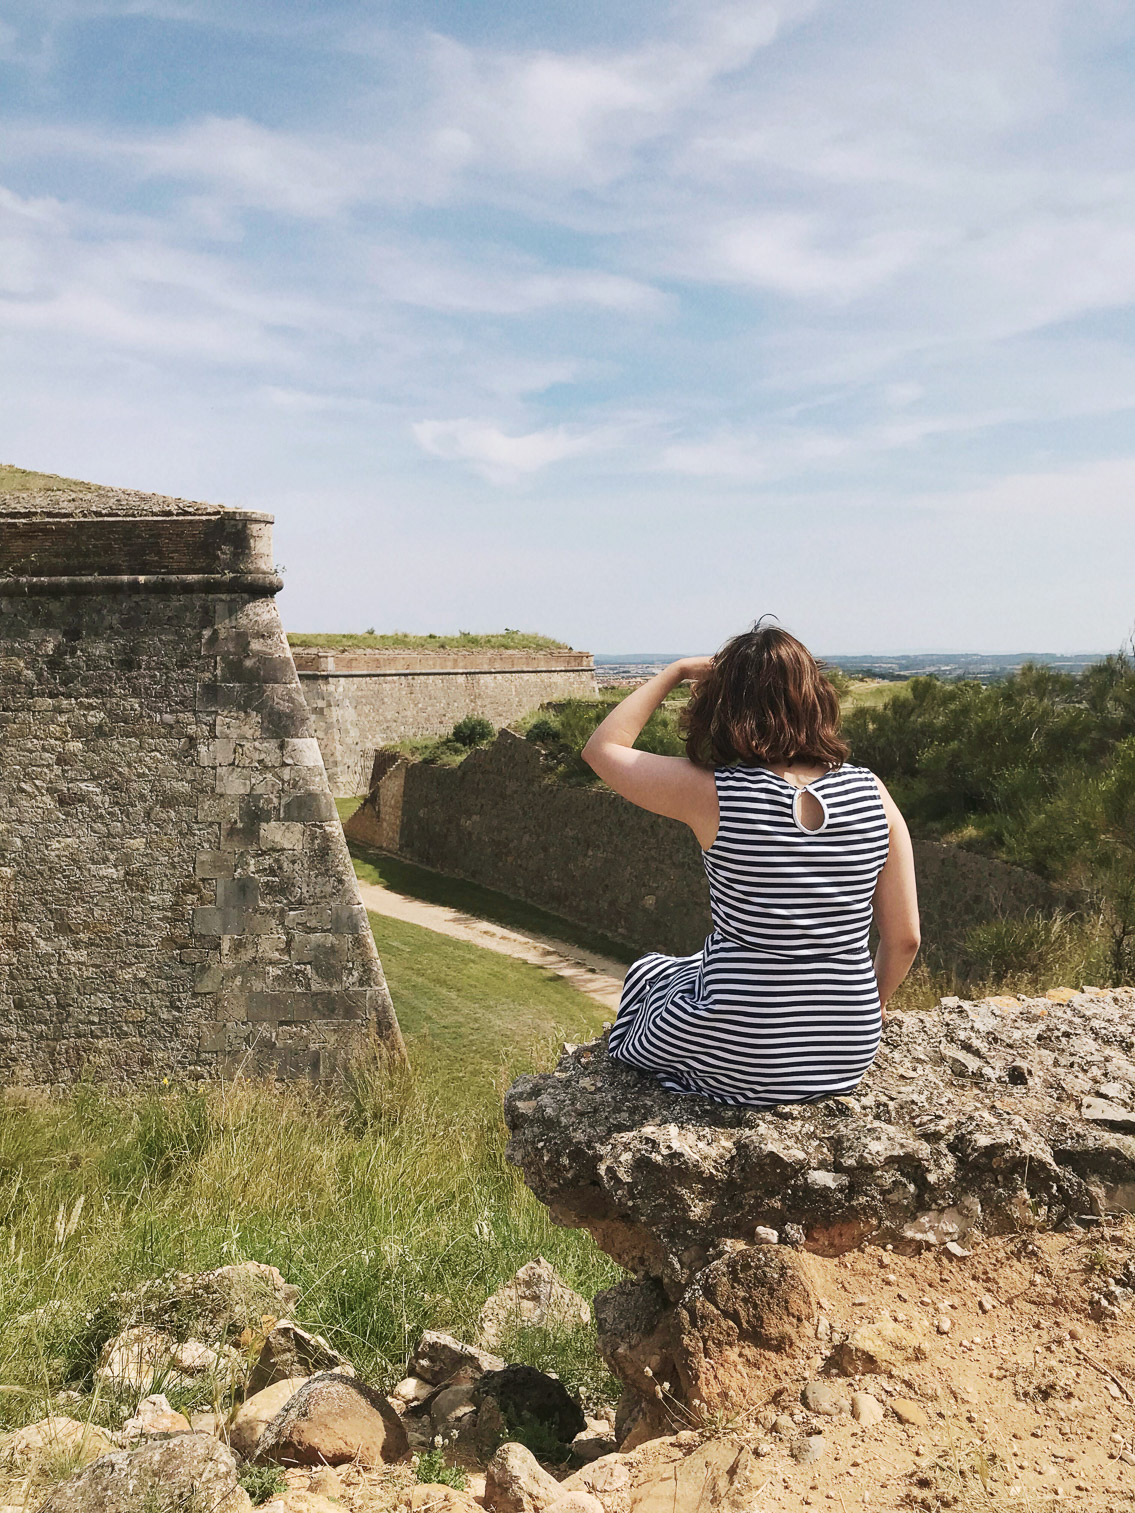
(944, 1242, 972, 1260)
(890, 1398, 929, 1427)
(229, 1376, 310, 1459)
(1068, 1325, 1085, 1342)
(801, 1381, 850, 1418)
(409, 1330, 505, 1387)
(979, 1295, 996, 1314)
(121, 1393, 192, 1442)
(792, 1434, 826, 1464)
(247, 1320, 353, 1396)
(773, 1414, 796, 1436)
(851, 1393, 884, 1426)
(937, 1316, 952, 1334)
(255, 1372, 409, 1467)
(753, 1226, 779, 1245)
(392, 1375, 433, 1404)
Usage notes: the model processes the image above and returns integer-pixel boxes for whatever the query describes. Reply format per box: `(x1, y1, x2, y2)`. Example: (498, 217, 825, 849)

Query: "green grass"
(0, 915, 620, 1453)
(352, 843, 636, 967)
(0, 464, 91, 495)
(371, 911, 610, 1085)
(840, 678, 910, 712)
(288, 631, 571, 652)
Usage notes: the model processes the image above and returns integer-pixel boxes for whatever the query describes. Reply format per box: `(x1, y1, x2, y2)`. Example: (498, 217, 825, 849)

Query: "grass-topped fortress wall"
(0, 466, 404, 1087)
(291, 634, 597, 796)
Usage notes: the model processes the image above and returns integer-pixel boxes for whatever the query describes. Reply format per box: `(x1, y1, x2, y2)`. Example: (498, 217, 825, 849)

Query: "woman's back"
(704, 764, 891, 956)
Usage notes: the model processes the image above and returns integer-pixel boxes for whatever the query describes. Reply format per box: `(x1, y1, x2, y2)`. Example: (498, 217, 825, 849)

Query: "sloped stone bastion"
(505, 989, 1135, 1435)
(0, 473, 404, 1085)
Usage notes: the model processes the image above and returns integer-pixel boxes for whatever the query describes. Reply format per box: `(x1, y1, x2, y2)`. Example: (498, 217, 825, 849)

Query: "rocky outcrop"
(505, 989, 1135, 1435)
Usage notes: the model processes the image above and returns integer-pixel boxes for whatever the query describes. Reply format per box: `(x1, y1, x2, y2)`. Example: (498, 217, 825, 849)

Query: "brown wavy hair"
(683, 622, 849, 769)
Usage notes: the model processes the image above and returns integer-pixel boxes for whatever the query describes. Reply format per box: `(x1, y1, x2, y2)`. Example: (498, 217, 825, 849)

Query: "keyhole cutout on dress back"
(793, 788, 828, 834)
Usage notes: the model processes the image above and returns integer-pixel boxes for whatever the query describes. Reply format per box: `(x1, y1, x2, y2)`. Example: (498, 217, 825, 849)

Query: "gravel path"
(354, 878, 627, 1010)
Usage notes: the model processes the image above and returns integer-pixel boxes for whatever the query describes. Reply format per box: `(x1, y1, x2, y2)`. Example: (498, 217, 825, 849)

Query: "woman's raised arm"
(581, 659, 720, 850)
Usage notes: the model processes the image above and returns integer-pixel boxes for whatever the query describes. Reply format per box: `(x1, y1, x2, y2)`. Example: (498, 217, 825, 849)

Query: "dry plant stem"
(1072, 1344, 1134, 1401)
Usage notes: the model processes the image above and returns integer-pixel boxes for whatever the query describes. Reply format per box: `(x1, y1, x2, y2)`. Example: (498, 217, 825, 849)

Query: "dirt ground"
(324, 1219, 1135, 1513)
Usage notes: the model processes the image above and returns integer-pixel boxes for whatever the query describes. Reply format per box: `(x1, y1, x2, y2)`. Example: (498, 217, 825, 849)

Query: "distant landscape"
(595, 650, 1111, 684)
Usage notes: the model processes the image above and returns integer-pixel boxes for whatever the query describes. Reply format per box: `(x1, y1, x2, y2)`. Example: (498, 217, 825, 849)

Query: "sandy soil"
(354, 880, 627, 1011)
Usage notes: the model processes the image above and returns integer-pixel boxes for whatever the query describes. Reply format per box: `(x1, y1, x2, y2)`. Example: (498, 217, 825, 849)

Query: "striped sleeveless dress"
(607, 762, 891, 1108)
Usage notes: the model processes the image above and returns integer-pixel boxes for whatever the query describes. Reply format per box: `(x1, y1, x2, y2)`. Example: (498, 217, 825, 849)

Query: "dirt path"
(354, 879, 627, 1010)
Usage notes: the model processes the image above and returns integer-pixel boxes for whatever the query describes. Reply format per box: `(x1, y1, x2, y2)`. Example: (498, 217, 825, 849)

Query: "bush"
(451, 716, 495, 748)
(525, 718, 562, 746)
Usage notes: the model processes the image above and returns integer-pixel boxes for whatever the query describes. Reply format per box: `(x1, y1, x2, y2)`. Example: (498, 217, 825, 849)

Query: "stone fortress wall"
(0, 473, 404, 1087)
(293, 646, 596, 797)
(347, 731, 1060, 962)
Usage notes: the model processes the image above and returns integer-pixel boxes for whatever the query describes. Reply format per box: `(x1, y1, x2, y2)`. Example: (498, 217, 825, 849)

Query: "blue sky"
(3, 0, 1135, 653)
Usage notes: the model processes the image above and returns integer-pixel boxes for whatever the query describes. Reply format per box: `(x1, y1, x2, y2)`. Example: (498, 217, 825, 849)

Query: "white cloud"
(412, 417, 605, 482)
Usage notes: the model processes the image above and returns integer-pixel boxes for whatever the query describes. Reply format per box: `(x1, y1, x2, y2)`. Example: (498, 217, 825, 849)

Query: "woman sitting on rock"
(582, 622, 920, 1108)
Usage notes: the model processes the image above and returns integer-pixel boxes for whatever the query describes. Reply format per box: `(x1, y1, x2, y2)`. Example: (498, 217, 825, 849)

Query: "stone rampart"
(293, 647, 596, 796)
(0, 478, 404, 1087)
(346, 731, 1060, 963)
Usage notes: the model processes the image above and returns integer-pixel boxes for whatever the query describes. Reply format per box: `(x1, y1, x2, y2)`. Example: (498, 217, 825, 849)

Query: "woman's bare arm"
(581, 659, 719, 850)
(871, 776, 921, 1013)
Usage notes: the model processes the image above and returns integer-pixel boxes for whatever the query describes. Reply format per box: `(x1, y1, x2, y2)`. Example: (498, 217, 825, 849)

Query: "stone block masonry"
(293, 647, 597, 796)
(0, 477, 404, 1087)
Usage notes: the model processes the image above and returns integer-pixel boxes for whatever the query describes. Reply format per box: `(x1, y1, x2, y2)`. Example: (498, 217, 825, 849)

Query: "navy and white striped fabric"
(608, 763, 891, 1108)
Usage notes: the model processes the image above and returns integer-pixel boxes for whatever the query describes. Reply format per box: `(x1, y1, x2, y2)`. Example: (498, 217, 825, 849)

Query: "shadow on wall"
(345, 731, 1061, 964)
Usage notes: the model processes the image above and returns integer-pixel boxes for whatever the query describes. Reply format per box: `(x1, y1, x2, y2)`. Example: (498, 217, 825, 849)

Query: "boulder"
(409, 1330, 505, 1386)
(475, 1365, 586, 1448)
(405, 1488, 480, 1513)
(477, 1259, 591, 1349)
(504, 992, 1135, 1435)
(255, 1371, 409, 1467)
(120, 1394, 192, 1442)
(0, 1418, 113, 1472)
(94, 1261, 298, 1348)
(34, 1431, 251, 1513)
(622, 1439, 758, 1513)
(483, 1441, 564, 1513)
(559, 1453, 632, 1503)
(95, 1324, 238, 1392)
(831, 1319, 927, 1377)
(229, 1376, 310, 1459)
(246, 1321, 352, 1396)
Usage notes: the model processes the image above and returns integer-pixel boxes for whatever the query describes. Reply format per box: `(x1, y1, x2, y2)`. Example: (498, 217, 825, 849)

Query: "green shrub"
(525, 718, 562, 746)
(452, 716, 495, 748)
(237, 1464, 287, 1505)
(416, 1448, 468, 1489)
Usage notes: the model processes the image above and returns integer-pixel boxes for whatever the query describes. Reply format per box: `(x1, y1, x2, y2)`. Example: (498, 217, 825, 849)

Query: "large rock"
(94, 1325, 237, 1392)
(475, 1365, 586, 1447)
(505, 991, 1135, 1433)
(476, 1259, 591, 1349)
(228, 1376, 311, 1459)
(34, 1432, 251, 1513)
(483, 1441, 564, 1513)
(92, 1262, 299, 1355)
(0, 1418, 113, 1472)
(409, 1330, 505, 1386)
(255, 1371, 409, 1467)
(246, 1321, 352, 1396)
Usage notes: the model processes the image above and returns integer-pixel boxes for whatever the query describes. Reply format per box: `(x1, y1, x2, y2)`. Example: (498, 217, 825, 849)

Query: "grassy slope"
(372, 911, 610, 1086)
(0, 464, 89, 493)
(288, 631, 571, 651)
(0, 915, 620, 1435)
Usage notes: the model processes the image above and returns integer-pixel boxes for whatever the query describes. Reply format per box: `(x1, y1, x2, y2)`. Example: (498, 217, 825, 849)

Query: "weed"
(237, 1463, 288, 1505)
(451, 716, 495, 748)
(415, 1448, 468, 1489)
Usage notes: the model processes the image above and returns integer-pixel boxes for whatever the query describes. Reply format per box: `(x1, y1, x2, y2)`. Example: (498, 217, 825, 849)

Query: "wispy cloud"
(411, 417, 611, 483)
